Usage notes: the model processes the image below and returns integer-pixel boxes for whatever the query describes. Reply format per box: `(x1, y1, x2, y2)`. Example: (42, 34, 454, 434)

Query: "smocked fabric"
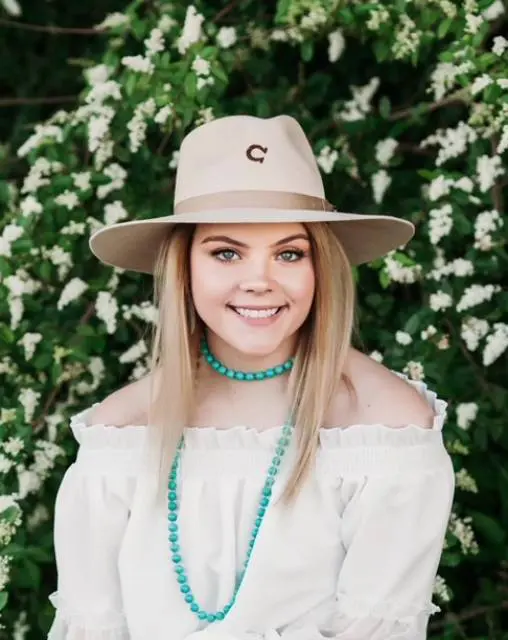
(47, 375, 455, 640)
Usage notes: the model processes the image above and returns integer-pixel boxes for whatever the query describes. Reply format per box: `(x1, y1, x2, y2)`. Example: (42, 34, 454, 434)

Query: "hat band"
(174, 190, 336, 215)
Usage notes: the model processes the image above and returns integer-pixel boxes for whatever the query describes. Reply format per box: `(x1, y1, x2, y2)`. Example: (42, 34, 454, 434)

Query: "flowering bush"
(0, 0, 507, 637)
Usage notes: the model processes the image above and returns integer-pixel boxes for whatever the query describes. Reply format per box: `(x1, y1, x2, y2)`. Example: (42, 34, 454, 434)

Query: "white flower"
(97, 163, 127, 200)
(366, 7, 389, 30)
(451, 258, 474, 277)
(429, 61, 474, 101)
(177, 5, 205, 55)
(96, 291, 119, 334)
(121, 55, 154, 74)
(96, 12, 129, 30)
(54, 191, 79, 210)
(395, 331, 412, 345)
(85, 64, 111, 85)
(393, 14, 420, 60)
(339, 77, 380, 121)
(375, 138, 398, 166)
(72, 171, 91, 191)
(1, 0, 21, 16)
(145, 28, 165, 57)
(474, 209, 503, 250)
(328, 29, 345, 63)
(192, 56, 211, 76)
(85, 80, 122, 106)
(20, 195, 43, 217)
(87, 106, 115, 153)
(369, 350, 384, 363)
(158, 15, 177, 33)
(497, 79, 508, 89)
(372, 169, 392, 204)
(456, 468, 478, 493)
(154, 105, 173, 125)
(169, 150, 180, 170)
(497, 124, 508, 155)
(316, 146, 338, 174)
(421, 121, 478, 166)
(471, 74, 493, 95)
(492, 35, 508, 55)
(454, 176, 474, 192)
(429, 291, 453, 312)
(456, 284, 500, 312)
(456, 402, 478, 430)
(461, 317, 489, 351)
(17, 123, 63, 157)
(465, 13, 484, 34)
(428, 203, 453, 245)
(57, 278, 88, 310)
(421, 325, 437, 340)
(384, 254, 422, 283)
(217, 26, 237, 49)
(197, 76, 214, 91)
(476, 154, 504, 192)
(3, 436, 24, 457)
(119, 338, 147, 363)
(428, 175, 452, 201)
(403, 360, 425, 381)
(434, 574, 452, 603)
(483, 323, 508, 366)
(482, 0, 505, 20)
(104, 201, 129, 225)
(17, 332, 42, 360)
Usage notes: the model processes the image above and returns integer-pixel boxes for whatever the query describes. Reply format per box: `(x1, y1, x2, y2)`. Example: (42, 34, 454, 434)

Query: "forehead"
(192, 222, 309, 243)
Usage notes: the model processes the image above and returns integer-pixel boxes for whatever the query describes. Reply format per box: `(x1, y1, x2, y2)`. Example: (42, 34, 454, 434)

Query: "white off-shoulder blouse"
(47, 375, 455, 640)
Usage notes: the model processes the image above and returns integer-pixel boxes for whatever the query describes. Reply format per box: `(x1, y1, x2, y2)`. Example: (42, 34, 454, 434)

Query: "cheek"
(286, 264, 315, 309)
(190, 254, 231, 309)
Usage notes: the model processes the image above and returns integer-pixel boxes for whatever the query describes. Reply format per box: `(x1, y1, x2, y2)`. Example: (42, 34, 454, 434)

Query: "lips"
(227, 305, 286, 319)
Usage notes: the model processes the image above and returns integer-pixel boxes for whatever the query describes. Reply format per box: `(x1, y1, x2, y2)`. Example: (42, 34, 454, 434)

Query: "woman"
(48, 114, 455, 640)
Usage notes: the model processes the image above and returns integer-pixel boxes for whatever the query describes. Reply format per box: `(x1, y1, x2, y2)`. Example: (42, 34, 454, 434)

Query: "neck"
(203, 332, 296, 374)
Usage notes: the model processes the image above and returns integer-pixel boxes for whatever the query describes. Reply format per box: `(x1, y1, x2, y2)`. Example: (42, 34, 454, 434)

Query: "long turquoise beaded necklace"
(167, 337, 295, 624)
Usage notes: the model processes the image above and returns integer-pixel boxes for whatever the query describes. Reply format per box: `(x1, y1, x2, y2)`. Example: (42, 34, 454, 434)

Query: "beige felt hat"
(89, 114, 414, 273)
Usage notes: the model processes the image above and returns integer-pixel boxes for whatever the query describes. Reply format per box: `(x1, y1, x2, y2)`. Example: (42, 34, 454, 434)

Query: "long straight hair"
(145, 222, 357, 507)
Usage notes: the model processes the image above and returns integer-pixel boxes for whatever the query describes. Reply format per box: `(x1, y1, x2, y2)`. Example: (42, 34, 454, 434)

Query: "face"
(189, 222, 315, 366)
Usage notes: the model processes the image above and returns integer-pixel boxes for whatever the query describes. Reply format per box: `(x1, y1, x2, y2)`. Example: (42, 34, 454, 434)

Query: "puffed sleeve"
(306, 381, 455, 640)
(47, 403, 146, 639)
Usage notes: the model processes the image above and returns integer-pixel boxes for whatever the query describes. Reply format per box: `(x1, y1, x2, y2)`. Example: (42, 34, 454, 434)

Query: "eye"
(278, 249, 305, 262)
(211, 248, 240, 262)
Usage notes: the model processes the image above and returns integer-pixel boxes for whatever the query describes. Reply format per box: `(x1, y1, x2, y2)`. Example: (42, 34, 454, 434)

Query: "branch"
(0, 17, 102, 35)
(212, 0, 238, 23)
(389, 88, 470, 121)
(0, 95, 77, 107)
(428, 599, 508, 631)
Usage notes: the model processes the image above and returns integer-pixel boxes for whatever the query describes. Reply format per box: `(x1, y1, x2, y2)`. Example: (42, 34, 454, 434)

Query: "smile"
(229, 306, 285, 319)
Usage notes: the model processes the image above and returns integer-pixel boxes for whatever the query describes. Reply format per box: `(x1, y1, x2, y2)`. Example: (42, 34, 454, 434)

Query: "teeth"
(234, 307, 280, 318)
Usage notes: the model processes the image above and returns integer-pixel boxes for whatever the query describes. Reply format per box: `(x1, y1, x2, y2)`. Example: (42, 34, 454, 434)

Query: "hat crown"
(174, 115, 325, 205)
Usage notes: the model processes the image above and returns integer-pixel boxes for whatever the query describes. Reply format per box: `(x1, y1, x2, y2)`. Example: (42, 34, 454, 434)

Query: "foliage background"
(0, 0, 507, 638)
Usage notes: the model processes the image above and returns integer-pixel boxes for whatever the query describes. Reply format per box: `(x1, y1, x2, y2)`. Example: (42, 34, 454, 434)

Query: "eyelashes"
(210, 248, 307, 262)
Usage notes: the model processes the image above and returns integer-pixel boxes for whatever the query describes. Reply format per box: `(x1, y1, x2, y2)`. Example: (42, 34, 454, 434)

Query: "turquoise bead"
(169, 337, 296, 624)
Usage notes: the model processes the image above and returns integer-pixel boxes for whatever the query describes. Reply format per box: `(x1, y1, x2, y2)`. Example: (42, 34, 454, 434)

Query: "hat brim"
(88, 208, 415, 273)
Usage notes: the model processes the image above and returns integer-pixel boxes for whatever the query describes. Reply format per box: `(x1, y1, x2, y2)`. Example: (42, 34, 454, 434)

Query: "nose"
(238, 257, 274, 294)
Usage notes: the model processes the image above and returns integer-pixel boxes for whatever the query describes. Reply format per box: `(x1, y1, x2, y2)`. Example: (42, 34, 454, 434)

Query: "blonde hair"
(145, 222, 358, 507)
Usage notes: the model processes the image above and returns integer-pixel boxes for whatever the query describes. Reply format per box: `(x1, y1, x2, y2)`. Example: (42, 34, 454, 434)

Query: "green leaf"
(440, 551, 462, 567)
(470, 511, 506, 545)
(379, 96, 391, 118)
(437, 18, 453, 39)
(184, 73, 197, 98)
(0, 505, 20, 523)
(379, 269, 391, 289)
(404, 312, 421, 334)
(0, 592, 8, 612)
(301, 41, 314, 62)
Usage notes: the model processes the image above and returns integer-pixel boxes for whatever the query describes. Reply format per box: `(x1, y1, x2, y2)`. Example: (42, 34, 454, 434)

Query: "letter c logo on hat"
(246, 144, 268, 163)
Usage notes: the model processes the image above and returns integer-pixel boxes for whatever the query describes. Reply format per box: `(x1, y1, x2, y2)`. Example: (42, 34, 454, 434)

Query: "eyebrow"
(200, 233, 310, 248)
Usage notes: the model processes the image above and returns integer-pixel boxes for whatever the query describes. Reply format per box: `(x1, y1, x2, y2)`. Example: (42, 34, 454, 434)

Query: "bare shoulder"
(87, 372, 154, 428)
(329, 348, 435, 429)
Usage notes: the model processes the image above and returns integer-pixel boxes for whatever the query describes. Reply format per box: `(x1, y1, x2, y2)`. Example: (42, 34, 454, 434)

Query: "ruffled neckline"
(68, 373, 447, 450)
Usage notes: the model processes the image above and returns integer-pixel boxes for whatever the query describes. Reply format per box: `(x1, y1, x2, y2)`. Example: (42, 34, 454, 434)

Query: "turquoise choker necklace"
(167, 337, 295, 624)
(199, 337, 294, 380)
